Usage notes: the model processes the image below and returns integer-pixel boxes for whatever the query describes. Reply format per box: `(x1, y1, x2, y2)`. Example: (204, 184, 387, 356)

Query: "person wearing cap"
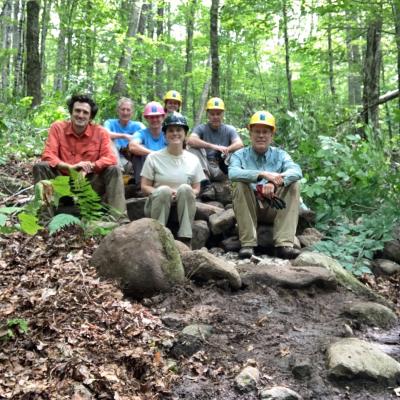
(129, 101, 167, 184)
(187, 97, 243, 200)
(103, 97, 145, 173)
(228, 111, 302, 260)
(141, 112, 205, 247)
(164, 90, 182, 114)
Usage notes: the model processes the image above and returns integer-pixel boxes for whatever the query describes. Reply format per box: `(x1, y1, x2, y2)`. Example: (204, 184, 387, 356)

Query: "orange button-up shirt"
(42, 121, 117, 173)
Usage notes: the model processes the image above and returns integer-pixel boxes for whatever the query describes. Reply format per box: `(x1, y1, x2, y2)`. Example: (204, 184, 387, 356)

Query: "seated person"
(164, 90, 182, 114)
(187, 97, 243, 199)
(128, 101, 167, 185)
(103, 97, 145, 173)
(228, 111, 302, 260)
(33, 94, 126, 218)
(141, 112, 205, 247)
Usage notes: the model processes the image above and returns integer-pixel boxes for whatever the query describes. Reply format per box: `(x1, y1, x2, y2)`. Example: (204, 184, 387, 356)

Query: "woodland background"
(0, 0, 399, 274)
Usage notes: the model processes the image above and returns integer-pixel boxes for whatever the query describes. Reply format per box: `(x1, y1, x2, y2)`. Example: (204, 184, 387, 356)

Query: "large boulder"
(238, 263, 337, 290)
(192, 220, 210, 250)
(209, 208, 236, 235)
(292, 252, 389, 304)
(91, 218, 184, 299)
(297, 227, 323, 248)
(327, 338, 400, 385)
(371, 258, 400, 276)
(382, 224, 400, 264)
(342, 301, 397, 328)
(182, 250, 242, 289)
(213, 181, 232, 205)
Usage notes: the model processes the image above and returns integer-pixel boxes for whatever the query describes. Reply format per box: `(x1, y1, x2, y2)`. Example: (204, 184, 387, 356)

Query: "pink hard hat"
(143, 101, 165, 117)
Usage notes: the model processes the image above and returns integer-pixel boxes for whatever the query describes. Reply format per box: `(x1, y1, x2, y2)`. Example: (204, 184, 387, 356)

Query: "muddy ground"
(147, 255, 400, 400)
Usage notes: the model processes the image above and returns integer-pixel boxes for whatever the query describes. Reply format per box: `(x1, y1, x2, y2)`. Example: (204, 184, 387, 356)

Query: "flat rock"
(327, 338, 400, 385)
(126, 197, 146, 221)
(182, 250, 241, 289)
(192, 220, 210, 250)
(209, 208, 236, 235)
(372, 258, 400, 276)
(293, 252, 389, 304)
(182, 324, 213, 338)
(238, 263, 337, 290)
(260, 386, 303, 400)
(91, 218, 184, 299)
(195, 201, 223, 221)
(297, 228, 322, 247)
(342, 301, 397, 328)
(234, 366, 260, 392)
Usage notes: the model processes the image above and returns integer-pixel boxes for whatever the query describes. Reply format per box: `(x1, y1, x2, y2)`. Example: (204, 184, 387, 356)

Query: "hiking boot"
(275, 246, 300, 260)
(178, 237, 192, 249)
(239, 246, 254, 259)
(200, 185, 216, 201)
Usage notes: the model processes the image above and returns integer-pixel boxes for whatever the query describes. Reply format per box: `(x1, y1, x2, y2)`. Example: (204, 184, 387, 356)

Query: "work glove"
(255, 184, 286, 210)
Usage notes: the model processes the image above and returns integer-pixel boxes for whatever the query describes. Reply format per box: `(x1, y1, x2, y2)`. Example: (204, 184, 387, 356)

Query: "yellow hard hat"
(249, 111, 276, 132)
(163, 90, 182, 103)
(206, 97, 225, 111)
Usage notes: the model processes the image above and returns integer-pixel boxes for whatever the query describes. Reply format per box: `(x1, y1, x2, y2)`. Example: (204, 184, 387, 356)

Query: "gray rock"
(293, 252, 389, 304)
(342, 301, 397, 328)
(213, 181, 232, 205)
(169, 333, 203, 358)
(297, 229, 322, 248)
(238, 263, 337, 290)
(207, 201, 224, 208)
(327, 338, 400, 385)
(182, 324, 213, 339)
(291, 357, 312, 379)
(126, 197, 146, 221)
(234, 366, 260, 392)
(195, 201, 223, 221)
(372, 258, 400, 276)
(161, 312, 189, 329)
(91, 218, 184, 299)
(383, 225, 400, 264)
(182, 250, 242, 289)
(209, 208, 236, 235)
(260, 386, 303, 400)
(192, 220, 210, 250)
(221, 236, 241, 252)
(174, 239, 191, 256)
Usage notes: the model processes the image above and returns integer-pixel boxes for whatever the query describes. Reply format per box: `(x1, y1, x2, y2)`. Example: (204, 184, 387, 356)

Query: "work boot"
(239, 246, 254, 259)
(275, 246, 301, 260)
(200, 184, 216, 201)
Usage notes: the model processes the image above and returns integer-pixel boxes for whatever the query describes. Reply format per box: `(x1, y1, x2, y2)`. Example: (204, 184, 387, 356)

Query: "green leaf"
(18, 212, 42, 235)
(0, 214, 7, 227)
(51, 176, 73, 197)
(0, 206, 22, 215)
(48, 213, 82, 234)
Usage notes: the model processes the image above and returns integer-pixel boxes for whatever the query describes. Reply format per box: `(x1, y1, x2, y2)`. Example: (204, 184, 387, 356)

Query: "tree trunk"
(25, 0, 41, 106)
(154, 1, 164, 99)
(346, 12, 362, 105)
(53, 0, 68, 91)
(40, 0, 51, 85)
(182, 0, 196, 114)
(194, 56, 211, 126)
(1, 0, 12, 99)
(282, 0, 295, 110)
(392, 0, 400, 135)
(110, 0, 143, 97)
(145, 0, 155, 100)
(327, 3, 335, 96)
(362, 16, 382, 134)
(210, 0, 219, 97)
(13, 0, 25, 97)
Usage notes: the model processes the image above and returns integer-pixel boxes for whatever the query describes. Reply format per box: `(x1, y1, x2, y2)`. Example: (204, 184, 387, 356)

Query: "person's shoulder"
(192, 123, 206, 132)
(233, 146, 249, 157)
(130, 120, 145, 128)
(222, 123, 237, 132)
(183, 149, 199, 162)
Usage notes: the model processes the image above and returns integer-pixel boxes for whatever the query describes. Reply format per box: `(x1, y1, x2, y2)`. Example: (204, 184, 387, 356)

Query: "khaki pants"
(232, 181, 300, 248)
(144, 184, 196, 238)
(33, 162, 126, 216)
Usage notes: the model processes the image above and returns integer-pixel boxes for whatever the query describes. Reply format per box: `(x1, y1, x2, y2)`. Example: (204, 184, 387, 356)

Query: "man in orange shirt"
(33, 94, 126, 216)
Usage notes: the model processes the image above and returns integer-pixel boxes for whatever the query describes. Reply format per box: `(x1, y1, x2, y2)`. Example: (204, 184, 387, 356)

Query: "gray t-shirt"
(192, 123, 239, 159)
(141, 148, 206, 190)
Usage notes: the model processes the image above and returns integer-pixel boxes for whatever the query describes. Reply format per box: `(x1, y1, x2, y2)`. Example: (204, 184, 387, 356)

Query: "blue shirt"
(132, 128, 167, 151)
(103, 119, 145, 150)
(228, 146, 302, 189)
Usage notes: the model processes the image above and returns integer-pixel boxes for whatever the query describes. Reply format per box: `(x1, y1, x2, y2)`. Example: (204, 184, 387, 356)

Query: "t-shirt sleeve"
(103, 119, 112, 132)
(141, 155, 155, 180)
(228, 125, 240, 142)
(132, 130, 144, 143)
(191, 124, 203, 139)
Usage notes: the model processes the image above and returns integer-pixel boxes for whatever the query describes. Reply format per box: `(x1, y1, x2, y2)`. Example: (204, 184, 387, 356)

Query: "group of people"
(33, 91, 302, 260)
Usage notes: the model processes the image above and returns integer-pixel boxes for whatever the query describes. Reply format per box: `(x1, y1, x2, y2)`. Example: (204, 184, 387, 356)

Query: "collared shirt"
(132, 128, 167, 151)
(42, 120, 117, 173)
(103, 119, 145, 150)
(228, 145, 302, 189)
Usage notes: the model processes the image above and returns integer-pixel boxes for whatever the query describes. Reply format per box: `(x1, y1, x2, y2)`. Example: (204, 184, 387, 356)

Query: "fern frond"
(48, 213, 82, 234)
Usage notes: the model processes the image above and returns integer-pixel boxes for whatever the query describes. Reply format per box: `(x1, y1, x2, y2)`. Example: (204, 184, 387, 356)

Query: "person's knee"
(286, 181, 300, 198)
(177, 184, 192, 194)
(233, 182, 250, 197)
(104, 165, 122, 177)
(156, 185, 173, 200)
